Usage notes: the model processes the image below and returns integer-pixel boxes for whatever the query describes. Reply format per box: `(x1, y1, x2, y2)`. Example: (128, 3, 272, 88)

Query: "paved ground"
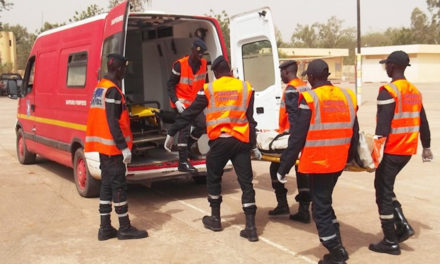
(0, 82, 438, 264)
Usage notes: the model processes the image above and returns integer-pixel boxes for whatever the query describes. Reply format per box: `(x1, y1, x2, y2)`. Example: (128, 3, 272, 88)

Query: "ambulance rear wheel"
(74, 148, 100, 198)
(16, 128, 36, 164)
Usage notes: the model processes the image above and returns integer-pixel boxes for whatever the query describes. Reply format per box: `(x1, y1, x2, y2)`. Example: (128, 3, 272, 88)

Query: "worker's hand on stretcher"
(175, 101, 186, 113)
(277, 172, 287, 184)
(164, 135, 174, 152)
(251, 148, 262, 160)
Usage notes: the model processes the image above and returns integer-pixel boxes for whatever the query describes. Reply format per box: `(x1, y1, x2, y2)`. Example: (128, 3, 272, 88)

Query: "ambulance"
(14, 1, 281, 197)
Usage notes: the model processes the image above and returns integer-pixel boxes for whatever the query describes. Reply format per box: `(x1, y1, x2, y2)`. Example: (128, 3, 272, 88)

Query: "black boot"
(268, 203, 289, 216)
(203, 206, 222, 232)
(268, 183, 289, 216)
(394, 203, 415, 243)
(289, 202, 311, 223)
(117, 215, 148, 240)
(318, 244, 349, 264)
(203, 196, 222, 231)
(98, 215, 117, 241)
(369, 220, 400, 255)
(369, 239, 401, 255)
(178, 147, 197, 173)
(240, 213, 258, 242)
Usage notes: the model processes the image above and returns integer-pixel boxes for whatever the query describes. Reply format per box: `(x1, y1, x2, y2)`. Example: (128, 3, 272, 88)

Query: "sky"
(1, 0, 431, 41)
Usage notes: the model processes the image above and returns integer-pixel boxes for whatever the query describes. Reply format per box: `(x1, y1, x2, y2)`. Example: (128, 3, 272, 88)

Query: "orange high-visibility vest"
(380, 80, 422, 155)
(204, 76, 252, 143)
(170, 56, 207, 108)
(85, 78, 133, 155)
(298, 85, 357, 173)
(278, 78, 309, 133)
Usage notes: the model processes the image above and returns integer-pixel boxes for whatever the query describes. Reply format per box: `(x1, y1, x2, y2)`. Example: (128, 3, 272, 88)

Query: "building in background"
(361, 44, 440, 83)
(278, 48, 349, 80)
(0, 31, 18, 73)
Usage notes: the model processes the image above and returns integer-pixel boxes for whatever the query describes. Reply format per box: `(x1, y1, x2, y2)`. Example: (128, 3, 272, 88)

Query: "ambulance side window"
(66, 51, 88, 88)
(22, 56, 35, 96)
(100, 35, 121, 79)
(241, 40, 274, 92)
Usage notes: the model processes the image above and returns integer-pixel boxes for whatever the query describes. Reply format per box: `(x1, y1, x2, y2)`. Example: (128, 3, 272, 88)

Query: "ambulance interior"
(120, 14, 223, 162)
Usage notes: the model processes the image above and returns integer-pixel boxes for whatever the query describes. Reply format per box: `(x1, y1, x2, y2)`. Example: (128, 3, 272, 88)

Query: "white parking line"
(176, 196, 316, 264)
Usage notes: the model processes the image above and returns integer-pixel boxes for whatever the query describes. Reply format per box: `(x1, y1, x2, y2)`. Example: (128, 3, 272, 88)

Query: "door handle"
(31, 104, 35, 111)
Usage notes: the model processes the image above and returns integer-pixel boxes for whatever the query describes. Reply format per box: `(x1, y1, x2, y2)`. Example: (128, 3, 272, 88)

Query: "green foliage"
(69, 4, 104, 22)
(206, 10, 230, 60)
(109, 0, 145, 12)
(0, 0, 12, 13)
(37, 22, 66, 34)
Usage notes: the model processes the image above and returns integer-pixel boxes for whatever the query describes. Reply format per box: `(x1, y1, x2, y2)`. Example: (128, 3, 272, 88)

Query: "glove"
(422, 148, 433, 162)
(175, 101, 186, 113)
(371, 136, 386, 168)
(122, 148, 132, 164)
(251, 148, 262, 160)
(164, 134, 174, 152)
(277, 172, 287, 184)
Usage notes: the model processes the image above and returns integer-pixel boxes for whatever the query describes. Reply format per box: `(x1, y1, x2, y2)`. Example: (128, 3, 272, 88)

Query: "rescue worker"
(277, 59, 359, 264)
(85, 53, 148, 241)
(167, 38, 208, 173)
(164, 55, 262, 242)
(369, 50, 433, 255)
(268, 60, 312, 224)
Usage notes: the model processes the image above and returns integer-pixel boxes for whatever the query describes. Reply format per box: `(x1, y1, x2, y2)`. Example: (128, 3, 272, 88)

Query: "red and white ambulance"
(15, 1, 281, 197)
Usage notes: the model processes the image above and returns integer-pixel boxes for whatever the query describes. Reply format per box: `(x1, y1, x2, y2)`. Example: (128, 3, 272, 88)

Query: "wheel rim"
(76, 157, 87, 190)
(18, 135, 24, 159)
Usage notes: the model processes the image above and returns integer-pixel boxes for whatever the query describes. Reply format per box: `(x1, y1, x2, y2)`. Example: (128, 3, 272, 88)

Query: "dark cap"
(192, 38, 207, 52)
(211, 55, 227, 71)
(107, 53, 128, 66)
(279, 60, 297, 69)
(301, 59, 330, 78)
(379, 50, 411, 66)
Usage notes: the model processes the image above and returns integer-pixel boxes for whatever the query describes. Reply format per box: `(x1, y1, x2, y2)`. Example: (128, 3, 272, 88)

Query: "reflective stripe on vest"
(381, 81, 421, 155)
(85, 79, 133, 155)
(298, 85, 356, 173)
(204, 78, 251, 142)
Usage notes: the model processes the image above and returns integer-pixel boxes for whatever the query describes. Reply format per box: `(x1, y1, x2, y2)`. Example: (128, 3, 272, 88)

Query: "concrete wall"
(0, 31, 17, 72)
(361, 45, 440, 83)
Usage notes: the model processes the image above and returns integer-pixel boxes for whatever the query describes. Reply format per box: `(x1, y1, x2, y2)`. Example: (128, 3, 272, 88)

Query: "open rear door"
(230, 7, 280, 130)
(100, 1, 130, 80)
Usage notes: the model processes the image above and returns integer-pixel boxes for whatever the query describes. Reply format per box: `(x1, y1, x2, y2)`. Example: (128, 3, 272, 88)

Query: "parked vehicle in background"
(0, 73, 22, 97)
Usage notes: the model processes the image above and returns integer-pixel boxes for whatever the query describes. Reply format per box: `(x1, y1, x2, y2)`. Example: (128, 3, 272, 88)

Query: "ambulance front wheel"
(74, 148, 100, 198)
(16, 128, 36, 164)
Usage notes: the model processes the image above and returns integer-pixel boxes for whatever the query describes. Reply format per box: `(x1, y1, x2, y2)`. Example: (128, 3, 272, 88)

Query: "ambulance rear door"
(100, 0, 130, 84)
(230, 7, 281, 130)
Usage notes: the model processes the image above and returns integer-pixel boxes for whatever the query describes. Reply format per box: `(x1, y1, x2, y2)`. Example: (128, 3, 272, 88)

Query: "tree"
(69, 4, 104, 22)
(0, 0, 12, 12)
(109, 0, 145, 12)
(1, 24, 36, 71)
(0, 0, 13, 29)
(362, 32, 392, 47)
(37, 22, 66, 34)
(290, 24, 319, 48)
(206, 9, 230, 60)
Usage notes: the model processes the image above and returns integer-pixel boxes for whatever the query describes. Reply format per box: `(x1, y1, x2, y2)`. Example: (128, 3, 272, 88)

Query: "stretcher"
(256, 131, 375, 172)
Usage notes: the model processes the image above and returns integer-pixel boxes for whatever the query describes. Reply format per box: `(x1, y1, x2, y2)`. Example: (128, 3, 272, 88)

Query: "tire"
(16, 128, 36, 164)
(73, 148, 100, 198)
